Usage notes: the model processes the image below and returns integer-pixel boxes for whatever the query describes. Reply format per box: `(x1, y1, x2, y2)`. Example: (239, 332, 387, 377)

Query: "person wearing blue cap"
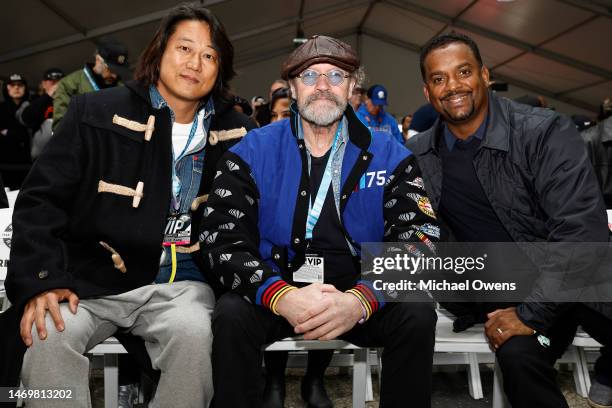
(356, 84, 403, 144)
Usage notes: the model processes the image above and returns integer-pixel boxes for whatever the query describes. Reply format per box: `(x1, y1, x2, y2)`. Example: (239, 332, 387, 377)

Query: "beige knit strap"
(98, 180, 137, 197)
(190, 194, 209, 211)
(99, 241, 127, 273)
(98, 180, 145, 208)
(209, 127, 247, 145)
(133, 181, 144, 208)
(113, 114, 147, 132)
(113, 114, 155, 142)
(175, 242, 200, 254)
(144, 115, 155, 141)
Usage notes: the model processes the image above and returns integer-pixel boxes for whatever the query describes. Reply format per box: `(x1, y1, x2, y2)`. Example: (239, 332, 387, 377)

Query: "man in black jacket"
(0, 74, 31, 190)
(407, 33, 612, 408)
(2, 4, 254, 407)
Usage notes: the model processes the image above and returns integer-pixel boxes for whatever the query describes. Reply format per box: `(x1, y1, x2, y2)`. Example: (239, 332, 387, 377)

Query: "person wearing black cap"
(202, 35, 439, 408)
(52, 37, 130, 132)
(15, 68, 65, 160)
(356, 84, 403, 144)
(0, 73, 31, 190)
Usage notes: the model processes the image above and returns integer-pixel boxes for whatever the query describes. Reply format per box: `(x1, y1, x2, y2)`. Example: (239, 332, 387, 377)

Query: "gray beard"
(298, 91, 346, 127)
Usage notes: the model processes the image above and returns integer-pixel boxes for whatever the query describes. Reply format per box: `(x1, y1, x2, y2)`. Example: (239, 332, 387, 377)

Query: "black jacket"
(15, 93, 53, 130)
(582, 116, 612, 208)
(0, 81, 255, 393)
(407, 92, 610, 333)
(5, 80, 255, 311)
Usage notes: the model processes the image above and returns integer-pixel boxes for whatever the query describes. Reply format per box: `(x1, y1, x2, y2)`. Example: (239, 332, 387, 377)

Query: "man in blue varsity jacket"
(200, 35, 440, 408)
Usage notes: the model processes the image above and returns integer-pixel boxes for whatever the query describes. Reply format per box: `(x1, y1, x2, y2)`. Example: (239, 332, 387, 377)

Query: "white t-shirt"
(172, 111, 206, 158)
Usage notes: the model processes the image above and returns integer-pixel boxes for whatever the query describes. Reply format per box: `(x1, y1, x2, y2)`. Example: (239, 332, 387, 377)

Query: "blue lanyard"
(83, 67, 100, 92)
(305, 122, 342, 240)
(171, 114, 200, 211)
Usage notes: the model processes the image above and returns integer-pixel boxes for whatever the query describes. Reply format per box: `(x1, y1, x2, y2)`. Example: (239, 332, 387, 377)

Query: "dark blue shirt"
(438, 117, 513, 242)
(443, 118, 486, 152)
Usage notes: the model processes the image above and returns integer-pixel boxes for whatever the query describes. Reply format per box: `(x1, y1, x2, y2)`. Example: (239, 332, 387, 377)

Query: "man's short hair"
(134, 3, 235, 103)
(419, 32, 483, 82)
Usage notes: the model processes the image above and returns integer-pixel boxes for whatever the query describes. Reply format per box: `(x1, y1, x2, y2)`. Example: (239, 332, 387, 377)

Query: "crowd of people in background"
(1, 37, 610, 195)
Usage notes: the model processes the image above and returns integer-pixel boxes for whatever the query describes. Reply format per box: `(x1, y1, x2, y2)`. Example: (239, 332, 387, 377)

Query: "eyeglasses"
(297, 69, 350, 86)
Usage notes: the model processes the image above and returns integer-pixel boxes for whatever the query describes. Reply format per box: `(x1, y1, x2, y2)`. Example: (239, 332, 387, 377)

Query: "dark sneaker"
(589, 380, 612, 408)
(301, 375, 333, 408)
(262, 375, 285, 408)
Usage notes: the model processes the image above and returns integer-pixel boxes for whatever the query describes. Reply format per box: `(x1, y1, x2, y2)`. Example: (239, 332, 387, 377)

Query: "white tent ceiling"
(1, 0, 611, 116)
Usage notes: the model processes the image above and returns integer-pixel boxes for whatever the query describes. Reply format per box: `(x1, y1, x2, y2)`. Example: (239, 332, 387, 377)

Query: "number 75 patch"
(358, 170, 387, 190)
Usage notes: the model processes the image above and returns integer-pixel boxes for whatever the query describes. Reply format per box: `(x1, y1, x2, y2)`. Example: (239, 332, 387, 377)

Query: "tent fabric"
(1, 0, 611, 116)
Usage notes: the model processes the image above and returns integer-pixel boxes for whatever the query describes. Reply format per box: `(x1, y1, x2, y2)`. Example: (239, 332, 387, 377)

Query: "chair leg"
(377, 347, 382, 392)
(1, 295, 10, 312)
(492, 361, 510, 408)
(467, 353, 484, 399)
(352, 348, 367, 408)
(576, 346, 592, 397)
(16, 381, 24, 408)
(365, 355, 374, 402)
(103, 354, 119, 408)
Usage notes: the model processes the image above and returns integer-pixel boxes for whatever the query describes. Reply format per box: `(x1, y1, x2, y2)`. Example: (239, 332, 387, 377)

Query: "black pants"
(264, 349, 334, 378)
(212, 293, 437, 408)
(497, 304, 612, 408)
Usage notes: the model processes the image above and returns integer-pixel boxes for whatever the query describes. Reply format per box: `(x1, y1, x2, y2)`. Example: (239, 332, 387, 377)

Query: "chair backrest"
(6, 190, 18, 208)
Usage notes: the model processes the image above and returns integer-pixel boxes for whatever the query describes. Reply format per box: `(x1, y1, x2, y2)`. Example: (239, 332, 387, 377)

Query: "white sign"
(0, 207, 13, 281)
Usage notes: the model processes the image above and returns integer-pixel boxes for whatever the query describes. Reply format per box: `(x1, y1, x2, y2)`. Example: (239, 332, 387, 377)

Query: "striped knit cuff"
(271, 286, 297, 315)
(346, 280, 385, 320)
(257, 276, 297, 314)
(346, 289, 372, 321)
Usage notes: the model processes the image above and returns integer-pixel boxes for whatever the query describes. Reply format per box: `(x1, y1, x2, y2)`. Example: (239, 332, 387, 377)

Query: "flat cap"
(281, 35, 359, 80)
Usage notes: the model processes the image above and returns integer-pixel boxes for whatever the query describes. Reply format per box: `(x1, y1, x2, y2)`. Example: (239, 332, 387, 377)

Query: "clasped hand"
(275, 283, 362, 341)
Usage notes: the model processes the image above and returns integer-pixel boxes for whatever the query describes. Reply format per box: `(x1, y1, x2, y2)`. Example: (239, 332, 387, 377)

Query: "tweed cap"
(281, 35, 359, 80)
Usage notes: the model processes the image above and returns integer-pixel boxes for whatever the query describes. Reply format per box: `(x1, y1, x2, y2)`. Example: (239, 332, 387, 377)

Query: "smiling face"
(157, 20, 219, 114)
(290, 63, 354, 127)
(422, 42, 489, 129)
